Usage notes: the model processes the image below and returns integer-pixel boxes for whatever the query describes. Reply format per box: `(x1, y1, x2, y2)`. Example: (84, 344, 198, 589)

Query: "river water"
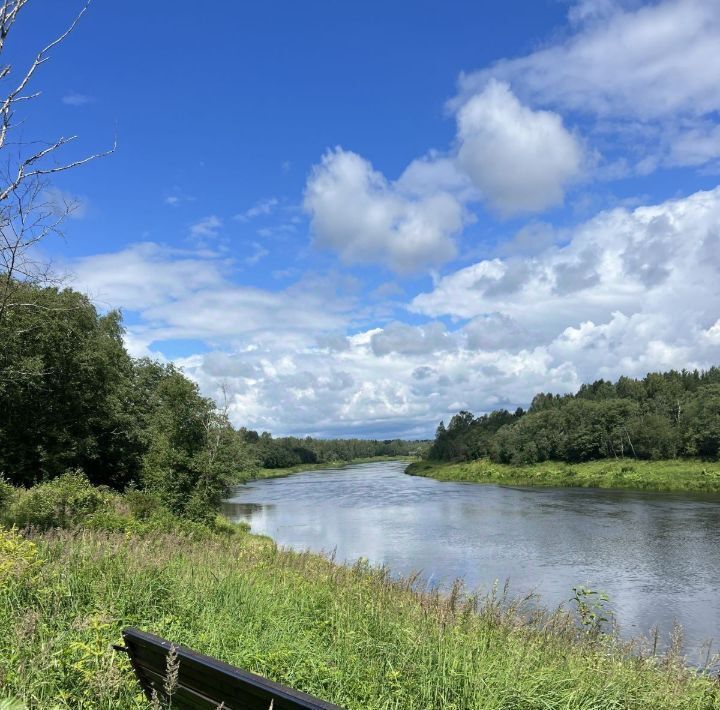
(223, 460, 720, 661)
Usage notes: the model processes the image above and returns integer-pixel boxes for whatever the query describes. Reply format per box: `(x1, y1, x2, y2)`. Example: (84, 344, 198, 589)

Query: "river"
(223, 460, 720, 662)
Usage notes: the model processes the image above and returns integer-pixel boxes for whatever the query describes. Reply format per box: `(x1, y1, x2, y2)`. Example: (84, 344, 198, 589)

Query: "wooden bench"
(118, 628, 343, 710)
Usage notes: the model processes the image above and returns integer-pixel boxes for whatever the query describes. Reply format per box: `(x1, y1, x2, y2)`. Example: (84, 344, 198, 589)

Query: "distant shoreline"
(405, 458, 720, 494)
(245, 455, 419, 482)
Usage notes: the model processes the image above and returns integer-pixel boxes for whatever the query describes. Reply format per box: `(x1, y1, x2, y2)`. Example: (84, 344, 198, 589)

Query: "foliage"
(0, 476, 14, 516)
(6, 472, 110, 530)
(0, 526, 40, 587)
(0, 282, 143, 487)
(428, 367, 720, 466)
(570, 586, 613, 635)
(134, 359, 258, 522)
(1, 477, 246, 542)
(0, 282, 260, 522)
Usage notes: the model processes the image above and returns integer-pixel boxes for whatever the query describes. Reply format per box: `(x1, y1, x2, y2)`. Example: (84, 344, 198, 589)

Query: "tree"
(0, 1, 112, 329)
(136, 360, 257, 522)
(0, 281, 142, 486)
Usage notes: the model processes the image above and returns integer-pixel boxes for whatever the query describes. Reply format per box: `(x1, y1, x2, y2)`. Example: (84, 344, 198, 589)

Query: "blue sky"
(11, 0, 720, 438)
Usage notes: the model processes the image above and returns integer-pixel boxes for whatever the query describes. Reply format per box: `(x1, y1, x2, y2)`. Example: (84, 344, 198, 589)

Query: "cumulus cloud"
(304, 148, 466, 273)
(455, 0, 720, 170)
(302, 77, 585, 272)
(412, 186, 720, 382)
(456, 81, 583, 215)
(371, 321, 452, 356)
(303, 87, 582, 270)
(71, 188, 720, 438)
(84, 186, 720, 438)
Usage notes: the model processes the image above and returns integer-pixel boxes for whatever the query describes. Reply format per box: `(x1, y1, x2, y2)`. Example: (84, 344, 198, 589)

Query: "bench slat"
(122, 628, 344, 710)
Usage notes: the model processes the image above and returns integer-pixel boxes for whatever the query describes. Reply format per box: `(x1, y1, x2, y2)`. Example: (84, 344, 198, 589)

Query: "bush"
(0, 526, 41, 586)
(8, 471, 110, 530)
(0, 477, 15, 524)
(84, 505, 235, 540)
(124, 488, 162, 520)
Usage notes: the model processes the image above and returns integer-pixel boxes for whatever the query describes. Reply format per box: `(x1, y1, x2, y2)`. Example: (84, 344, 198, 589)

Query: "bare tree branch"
(0, 0, 112, 330)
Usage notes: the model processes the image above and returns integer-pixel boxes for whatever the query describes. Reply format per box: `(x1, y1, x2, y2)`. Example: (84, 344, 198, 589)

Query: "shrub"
(124, 488, 162, 520)
(0, 526, 41, 586)
(0, 477, 15, 524)
(8, 471, 110, 530)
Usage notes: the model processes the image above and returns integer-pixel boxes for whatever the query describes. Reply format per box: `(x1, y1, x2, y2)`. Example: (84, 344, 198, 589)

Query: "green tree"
(0, 282, 142, 486)
(136, 360, 256, 521)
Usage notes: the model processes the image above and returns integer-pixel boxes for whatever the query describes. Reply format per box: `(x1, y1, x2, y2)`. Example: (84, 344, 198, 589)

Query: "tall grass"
(1, 524, 718, 709)
(407, 458, 720, 493)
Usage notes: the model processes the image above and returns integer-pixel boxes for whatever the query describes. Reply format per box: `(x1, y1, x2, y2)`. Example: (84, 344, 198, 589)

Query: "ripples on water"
(224, 460, 720, 662)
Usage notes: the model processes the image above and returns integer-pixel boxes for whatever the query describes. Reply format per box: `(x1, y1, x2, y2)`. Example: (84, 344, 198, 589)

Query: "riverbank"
(2, 522, 718, 709)
(252, 455, 418, 481)
(406, 458, 720, 493)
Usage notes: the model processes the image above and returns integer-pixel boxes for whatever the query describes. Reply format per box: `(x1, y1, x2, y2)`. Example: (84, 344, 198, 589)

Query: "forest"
(428, 369, 720, 464)
(0, 280, 415, 521)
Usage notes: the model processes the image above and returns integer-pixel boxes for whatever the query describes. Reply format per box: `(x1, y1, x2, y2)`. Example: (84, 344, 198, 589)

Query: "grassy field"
(1, 522, 719, 709)
(406, 458, 720, 493)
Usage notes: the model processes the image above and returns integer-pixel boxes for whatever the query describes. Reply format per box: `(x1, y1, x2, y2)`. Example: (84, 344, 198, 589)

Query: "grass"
(406, 458, 720, 494)
(1, 523, 719, 709)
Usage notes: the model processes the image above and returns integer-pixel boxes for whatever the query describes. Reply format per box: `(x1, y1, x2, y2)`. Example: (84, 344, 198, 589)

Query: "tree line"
(0, 281, 415, 521)
(240, 429, 418, 469)
(428, 369, 720, 465)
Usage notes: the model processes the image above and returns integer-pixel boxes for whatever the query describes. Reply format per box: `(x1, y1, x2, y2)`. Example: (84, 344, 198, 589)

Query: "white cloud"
(455, 0, 720, 170)
(458, 0, 720, 119)
(43, 187, 88, 219)
(412, 186, 720, 384)
(396, 153, 473, 199)
(370, 321, 452, 356)
(304, 148, 466, 273)
(234, 198, 279, 222)
(68, 186, 720, 438)
(456, 81, 583, 215)
(243, 241, 269, 266)
(71, 244, 354, 346)
(189, 215, 222, 239)
(62, 92, 93, 106)
(301, 78, 583, 272)
(71, 242, 226, 311)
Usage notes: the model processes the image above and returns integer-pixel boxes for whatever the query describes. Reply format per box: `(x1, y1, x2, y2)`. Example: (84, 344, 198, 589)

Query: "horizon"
(12, 0, 720, 439)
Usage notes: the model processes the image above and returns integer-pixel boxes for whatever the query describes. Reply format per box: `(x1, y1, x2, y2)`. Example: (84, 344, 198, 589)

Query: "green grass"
(254, 455, 418, 481)
(406, 458, 720, 494)
(1, 523, 719, 709)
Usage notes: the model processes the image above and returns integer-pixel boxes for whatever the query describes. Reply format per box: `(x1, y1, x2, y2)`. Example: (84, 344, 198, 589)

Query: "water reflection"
(225, 460, 720, 661)
(221, 501, 269, 519)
